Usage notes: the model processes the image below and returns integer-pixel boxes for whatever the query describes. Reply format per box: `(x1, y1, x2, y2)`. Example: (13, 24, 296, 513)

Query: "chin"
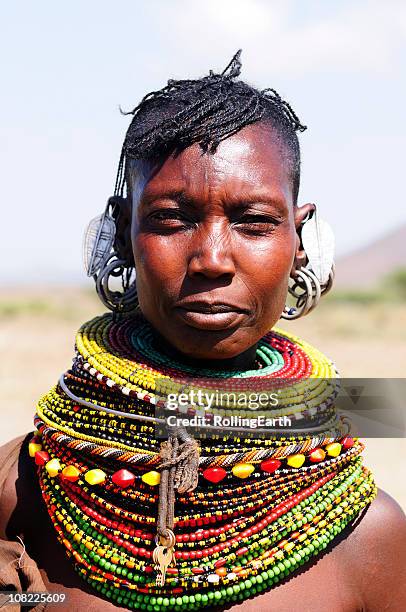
(162, 321, 261, 361)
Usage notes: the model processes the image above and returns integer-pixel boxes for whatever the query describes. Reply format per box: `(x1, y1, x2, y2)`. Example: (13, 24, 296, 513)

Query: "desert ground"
(0, 286, 405, 510)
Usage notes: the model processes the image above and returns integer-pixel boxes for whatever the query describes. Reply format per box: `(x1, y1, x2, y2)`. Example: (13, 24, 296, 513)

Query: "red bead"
(202, 467, 227, 483)
(34, 450, 50, 466)
(342, 436, 355, 449)
(112, 469, 136, 488)
(260, 458, 281, 473)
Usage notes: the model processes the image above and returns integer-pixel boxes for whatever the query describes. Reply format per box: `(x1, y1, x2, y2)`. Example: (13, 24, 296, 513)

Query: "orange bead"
(62, 465, 81, 482)
(308, 448, 326, 463)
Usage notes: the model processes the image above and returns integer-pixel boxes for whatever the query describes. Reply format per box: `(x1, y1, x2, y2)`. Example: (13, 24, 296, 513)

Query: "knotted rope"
(156, 425, 200, 540)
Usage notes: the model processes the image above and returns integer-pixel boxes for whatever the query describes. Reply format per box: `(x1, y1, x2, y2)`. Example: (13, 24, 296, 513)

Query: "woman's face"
(128, 122, 312, 360)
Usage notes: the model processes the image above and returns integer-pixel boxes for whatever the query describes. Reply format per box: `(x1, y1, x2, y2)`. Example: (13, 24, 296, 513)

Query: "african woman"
(1, 51, 405, 612)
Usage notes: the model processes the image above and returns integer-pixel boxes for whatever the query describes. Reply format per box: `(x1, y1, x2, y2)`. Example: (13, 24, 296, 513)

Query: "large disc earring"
(83, 197, 139, 316)
(281, 209, 335, 320)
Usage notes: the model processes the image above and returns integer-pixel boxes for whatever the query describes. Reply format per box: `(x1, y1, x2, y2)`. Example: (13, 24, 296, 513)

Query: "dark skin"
(1, 122, 406, 611)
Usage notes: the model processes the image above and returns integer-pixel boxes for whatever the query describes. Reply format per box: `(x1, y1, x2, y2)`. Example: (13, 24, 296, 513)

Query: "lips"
(173, 301, 250, 331)
(178, 301, 246, 313)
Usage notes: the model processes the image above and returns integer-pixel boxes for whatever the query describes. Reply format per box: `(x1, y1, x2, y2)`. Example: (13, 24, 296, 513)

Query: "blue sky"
(1, 0, 405, 284)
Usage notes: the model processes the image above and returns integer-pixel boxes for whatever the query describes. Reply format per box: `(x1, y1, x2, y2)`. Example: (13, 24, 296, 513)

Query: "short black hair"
(115, 50, 306, 204)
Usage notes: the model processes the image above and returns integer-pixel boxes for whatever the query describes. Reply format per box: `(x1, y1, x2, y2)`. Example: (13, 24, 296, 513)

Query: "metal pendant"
(301, 209, 335, 286)
(82, 207, 116, 277)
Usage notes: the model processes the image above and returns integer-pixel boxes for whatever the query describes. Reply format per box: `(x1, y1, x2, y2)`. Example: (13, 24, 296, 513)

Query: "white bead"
(227, 572, 237, 580)
(122, 387, 130, 396)
(208, 574, 220, 583)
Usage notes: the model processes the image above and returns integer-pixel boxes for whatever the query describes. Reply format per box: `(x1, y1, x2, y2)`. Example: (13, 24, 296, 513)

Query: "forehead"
(136, 122, 293, 204)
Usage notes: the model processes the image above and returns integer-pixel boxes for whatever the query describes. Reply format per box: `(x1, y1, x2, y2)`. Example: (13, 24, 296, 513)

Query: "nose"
(187, 223, 236, 280)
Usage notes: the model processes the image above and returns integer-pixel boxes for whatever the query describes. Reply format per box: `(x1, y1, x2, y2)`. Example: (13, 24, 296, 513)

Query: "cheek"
(236, 230, 295, 299)
(133, 235, 185, 298)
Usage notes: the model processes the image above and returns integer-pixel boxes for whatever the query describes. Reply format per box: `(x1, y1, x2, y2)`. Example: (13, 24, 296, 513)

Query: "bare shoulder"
(342, 488, 406, 611)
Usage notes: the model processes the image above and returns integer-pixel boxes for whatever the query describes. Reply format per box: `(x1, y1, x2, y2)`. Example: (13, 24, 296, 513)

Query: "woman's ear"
(109, 195, 134, 264)
(291, 202, 316, 276)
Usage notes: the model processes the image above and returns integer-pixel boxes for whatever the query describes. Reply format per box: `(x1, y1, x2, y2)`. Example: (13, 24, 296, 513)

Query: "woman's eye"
(148, 210, 192, 224)
(235, 215, 279, 233)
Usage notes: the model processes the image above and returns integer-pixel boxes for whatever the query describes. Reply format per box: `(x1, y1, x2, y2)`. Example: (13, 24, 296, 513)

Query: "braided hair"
(116, 50, 306, 204)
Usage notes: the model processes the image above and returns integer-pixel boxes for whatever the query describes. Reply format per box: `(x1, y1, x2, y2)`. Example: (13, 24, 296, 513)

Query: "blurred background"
(1, 1, 405, 508)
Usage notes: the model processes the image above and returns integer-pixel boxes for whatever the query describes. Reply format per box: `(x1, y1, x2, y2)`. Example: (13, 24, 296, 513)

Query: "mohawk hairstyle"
(115, 50, 306, 204)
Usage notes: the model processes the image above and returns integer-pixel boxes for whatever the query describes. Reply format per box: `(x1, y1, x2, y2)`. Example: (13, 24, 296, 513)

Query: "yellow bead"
(45, 458, 61, 477)
(231, 463, 255, 479)
(326, 442, 342, 457)
(141, 470, 161, 486)
(85, 468, 107, 485)
(287, 453, 306, 468)
(29, 442, 42, 457)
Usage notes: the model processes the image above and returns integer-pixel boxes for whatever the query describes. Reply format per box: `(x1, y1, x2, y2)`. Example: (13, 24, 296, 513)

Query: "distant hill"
(334, 223, 406, 288)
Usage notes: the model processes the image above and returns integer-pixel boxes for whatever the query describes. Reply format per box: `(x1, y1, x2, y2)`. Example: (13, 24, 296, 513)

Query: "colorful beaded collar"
(31, 313, 377, 611)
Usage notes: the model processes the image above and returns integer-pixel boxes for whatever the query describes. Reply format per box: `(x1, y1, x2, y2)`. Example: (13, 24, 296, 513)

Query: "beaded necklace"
(30, 313, 377, 610)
